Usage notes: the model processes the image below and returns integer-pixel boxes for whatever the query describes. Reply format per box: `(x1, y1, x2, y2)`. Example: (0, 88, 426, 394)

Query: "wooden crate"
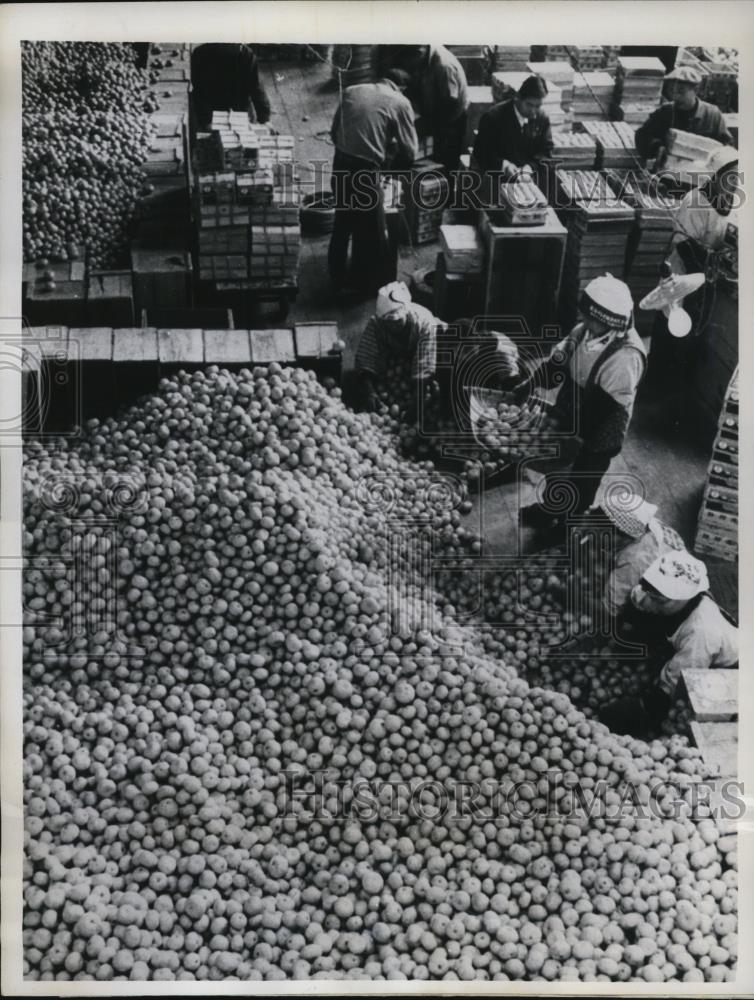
(682, 668, 738, 722)
(479, 207, 567, 336)
(25, 266, 87, 327)
(157, 328, 204, 367)
(203, 329, 252, 366)
(689, 721, 737, 778)
(87, 271, 135, 327)
(250, 328, 296, 364)
(131, 248, 192, 315)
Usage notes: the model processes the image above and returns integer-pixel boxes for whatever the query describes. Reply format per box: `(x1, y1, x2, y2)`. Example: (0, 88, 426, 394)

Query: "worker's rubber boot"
(600, 686, 672, 738)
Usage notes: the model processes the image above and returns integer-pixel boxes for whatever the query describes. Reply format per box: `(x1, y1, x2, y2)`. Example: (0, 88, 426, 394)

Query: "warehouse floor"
(260, 58, 737, 615)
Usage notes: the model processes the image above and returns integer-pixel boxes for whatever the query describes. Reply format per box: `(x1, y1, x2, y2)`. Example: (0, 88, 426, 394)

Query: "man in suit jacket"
(472, 75, 553, 179)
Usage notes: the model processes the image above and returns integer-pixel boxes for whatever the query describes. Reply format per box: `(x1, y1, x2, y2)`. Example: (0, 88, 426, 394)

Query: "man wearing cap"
(600, 552, 738, 736)
(472, 75, 554, 180)
(328, 70, 419, 294)
(635, 66, 733, 167)
(352, 281, 444, 414)
(576, 493, 687, 622)
(517, 275, 647, 529)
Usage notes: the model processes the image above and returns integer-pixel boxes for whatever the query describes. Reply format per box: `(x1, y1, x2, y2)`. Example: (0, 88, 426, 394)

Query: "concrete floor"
(260, 57, 737, 615)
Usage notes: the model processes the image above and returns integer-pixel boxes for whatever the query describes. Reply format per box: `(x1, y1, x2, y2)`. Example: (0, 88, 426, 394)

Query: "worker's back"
(332, 81, 417, 168)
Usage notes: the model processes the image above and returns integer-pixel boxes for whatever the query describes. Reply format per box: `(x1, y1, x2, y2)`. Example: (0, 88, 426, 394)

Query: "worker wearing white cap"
(597, 492, 687, 617)
(353, 281, 444, 413)
(518, 274, 647, 529)
(635, 65, 733, 167)
(601, 551, 738, 736)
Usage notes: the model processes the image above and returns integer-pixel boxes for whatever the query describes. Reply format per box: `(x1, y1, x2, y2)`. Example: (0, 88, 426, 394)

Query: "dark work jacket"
(472, 99, 554, 173)
(635, 98, 733, 160)
(191, 43, 271, 128)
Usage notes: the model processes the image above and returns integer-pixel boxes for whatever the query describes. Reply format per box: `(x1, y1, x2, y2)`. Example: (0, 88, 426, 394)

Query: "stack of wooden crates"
(695, 368, 738, 563)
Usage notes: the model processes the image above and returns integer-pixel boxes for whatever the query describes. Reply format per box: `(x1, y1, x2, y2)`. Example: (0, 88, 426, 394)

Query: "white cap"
(376, 281, 412, 319)
(642, 552, 709, 601)
(601, 492, 658, 539)
(580, 274, 634, 330)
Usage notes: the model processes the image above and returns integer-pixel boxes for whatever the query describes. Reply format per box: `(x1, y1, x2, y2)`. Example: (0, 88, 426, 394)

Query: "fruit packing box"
(198, 255, 250, 281)
(555, 169, 612, 207)
(198, 203, 252, 227)
(293, 322, 340, 360)
(439, 225, 485, 273)
(198, 227, 250, 254)
(86, 270, 135, 327)
(487, 45, 532, 73)
(249, 328, 296, 364)
(550, 134, 598, 170)
(498, 180, 549, 226)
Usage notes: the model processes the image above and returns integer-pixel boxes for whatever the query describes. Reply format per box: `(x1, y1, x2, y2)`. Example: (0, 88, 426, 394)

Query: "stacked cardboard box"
(572, 71, 613, 120)
(196, 117, 302, 290)
(526, 60, 574, 108)
(695, 368, 738, 563)
(405, 160, 449, 245)
(602, 46, 621, 72)
(498, 180, 549, 225)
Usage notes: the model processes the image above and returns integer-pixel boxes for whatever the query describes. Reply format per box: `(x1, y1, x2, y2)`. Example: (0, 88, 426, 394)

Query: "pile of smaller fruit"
(22, 42, 153, 268)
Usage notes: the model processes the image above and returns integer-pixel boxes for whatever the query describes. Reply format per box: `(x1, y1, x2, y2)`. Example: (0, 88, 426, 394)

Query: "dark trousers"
(328, 151, 394, 293)
(541, 448, 614, 517)
(434, 113, 469, 199)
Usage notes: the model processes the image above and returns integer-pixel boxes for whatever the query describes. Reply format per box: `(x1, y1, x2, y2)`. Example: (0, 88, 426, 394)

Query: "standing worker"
(644, 147, 739, 401)
(635, 66, 732, 168)
(328, 69, 418, 295)
(402, 45, 469, 177)
(352, 282, 443, 416)
(472, 75, 554, 179)
(190, 43, 271, 131)
(517, 275, 646, 531)
(600, 552, 738, 736)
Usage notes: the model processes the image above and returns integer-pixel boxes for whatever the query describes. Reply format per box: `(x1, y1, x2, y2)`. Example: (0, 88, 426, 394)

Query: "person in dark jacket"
(328, 69, 418, 294)
(635, 65, 733, 166)
(517, 275, 646, 531)
(401, 45, 469, 175)
(472, 75, 554, 180)
(190, 43, 271, 131)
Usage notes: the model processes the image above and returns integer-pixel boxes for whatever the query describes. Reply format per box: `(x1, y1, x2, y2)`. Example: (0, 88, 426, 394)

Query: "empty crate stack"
(621, 187, 679, 335)
(695, 368, 738, 563)
(557, 170, 634, 326)
(196, 113, 301, 293)
(487, 45, 532, 74)
(613, 55, 665, 126)
(572, 71, 613, 121)
(570, 45, 610, 72)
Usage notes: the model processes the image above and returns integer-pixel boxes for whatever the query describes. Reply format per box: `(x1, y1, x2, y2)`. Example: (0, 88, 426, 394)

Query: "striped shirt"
(354, 304, 441, 380)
